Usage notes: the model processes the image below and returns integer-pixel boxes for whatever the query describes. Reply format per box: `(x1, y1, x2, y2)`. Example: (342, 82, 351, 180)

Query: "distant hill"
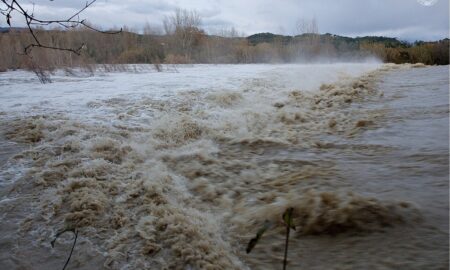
(0, 28, 448, 70)
(247, 32, 293, 45)
(244, 32, 448, 65)
(0, 27, 27, 33)
(247, 32, 409, 48)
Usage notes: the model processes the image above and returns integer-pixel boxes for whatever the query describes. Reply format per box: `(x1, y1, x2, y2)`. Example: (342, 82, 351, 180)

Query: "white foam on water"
(1, 63, 446, 270)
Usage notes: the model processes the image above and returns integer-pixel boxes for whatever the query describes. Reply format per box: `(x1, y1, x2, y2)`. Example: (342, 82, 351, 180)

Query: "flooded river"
(0, 64, 448, 269)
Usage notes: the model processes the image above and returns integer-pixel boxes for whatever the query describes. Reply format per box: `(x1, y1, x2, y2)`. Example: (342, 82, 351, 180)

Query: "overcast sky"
(4, 0, 449, 41)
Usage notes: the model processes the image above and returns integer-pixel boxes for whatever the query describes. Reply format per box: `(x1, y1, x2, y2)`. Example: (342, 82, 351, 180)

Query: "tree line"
(0, 8, 448, 72)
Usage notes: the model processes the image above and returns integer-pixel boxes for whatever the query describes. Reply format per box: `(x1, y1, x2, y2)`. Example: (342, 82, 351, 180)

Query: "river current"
(0, 64, 448, 269)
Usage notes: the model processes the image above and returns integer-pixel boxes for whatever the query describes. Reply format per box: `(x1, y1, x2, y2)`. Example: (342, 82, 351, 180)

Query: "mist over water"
(0, 63, 448, 269)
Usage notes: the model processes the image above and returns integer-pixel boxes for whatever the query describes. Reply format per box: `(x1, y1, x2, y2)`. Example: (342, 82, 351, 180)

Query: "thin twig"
(282, 207, 295, 270)
(1, 0, 122, 55)
(51, 228, 79, 270)
(63, 229, 78, 270)
(283, 222, 290, 270)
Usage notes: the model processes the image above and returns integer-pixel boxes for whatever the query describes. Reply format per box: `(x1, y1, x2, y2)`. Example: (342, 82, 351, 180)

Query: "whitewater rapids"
(0, 63, 448, 269)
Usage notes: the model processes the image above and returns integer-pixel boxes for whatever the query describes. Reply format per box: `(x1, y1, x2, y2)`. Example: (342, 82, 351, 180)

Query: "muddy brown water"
(0, 65, 448, 270)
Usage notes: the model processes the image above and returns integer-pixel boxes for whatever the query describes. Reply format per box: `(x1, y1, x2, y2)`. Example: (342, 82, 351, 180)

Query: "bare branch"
(0, 0, 122, 55)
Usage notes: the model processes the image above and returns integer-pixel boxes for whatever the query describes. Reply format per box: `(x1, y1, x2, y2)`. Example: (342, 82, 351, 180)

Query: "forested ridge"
(1, 26, 448, 72)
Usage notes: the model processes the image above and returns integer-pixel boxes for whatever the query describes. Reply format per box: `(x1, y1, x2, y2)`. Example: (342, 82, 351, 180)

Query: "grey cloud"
(203, 17, 232, 27)
(126, 1, 177, 14)
(2, 0, 448, 41)
(199, 8, 221, 19)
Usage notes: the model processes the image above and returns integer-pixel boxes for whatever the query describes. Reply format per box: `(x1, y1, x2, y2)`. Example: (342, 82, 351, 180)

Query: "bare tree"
(163, 8, 203, 61)
(295, 17, 319, 35)
(1, 0, 121, 55)
(294, 17, 320, 60)
(143, 22, 162, 36)
(0, 0, 121, 82)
